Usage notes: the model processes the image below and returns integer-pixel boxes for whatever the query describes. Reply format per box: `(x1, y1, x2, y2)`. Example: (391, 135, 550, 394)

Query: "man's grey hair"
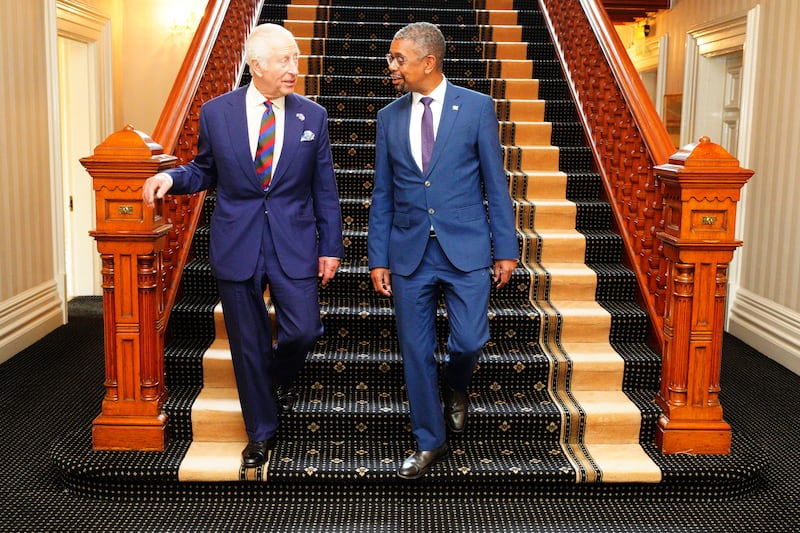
(245, 23, 296, 66)
(393, 22, 445, 70)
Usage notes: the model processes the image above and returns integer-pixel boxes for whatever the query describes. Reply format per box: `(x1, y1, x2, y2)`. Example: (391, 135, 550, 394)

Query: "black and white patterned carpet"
(0, 296, 796, 532)
(7, 1, 798, 530)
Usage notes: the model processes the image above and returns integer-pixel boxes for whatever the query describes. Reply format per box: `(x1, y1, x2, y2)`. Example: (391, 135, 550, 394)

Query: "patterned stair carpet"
(50, 0, 767, 501)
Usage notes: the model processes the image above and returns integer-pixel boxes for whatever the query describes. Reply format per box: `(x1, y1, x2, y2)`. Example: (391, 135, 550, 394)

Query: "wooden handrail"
(582, 0, 675, 165)
(539, 0, 672, 349)
(152, 0, 231, 153)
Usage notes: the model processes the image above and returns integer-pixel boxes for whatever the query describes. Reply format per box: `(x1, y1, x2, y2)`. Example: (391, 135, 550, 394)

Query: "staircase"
(52, 0, 767, 500)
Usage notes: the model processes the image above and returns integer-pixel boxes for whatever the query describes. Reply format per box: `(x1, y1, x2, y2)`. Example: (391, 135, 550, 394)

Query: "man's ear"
(423, 55, 437, 74)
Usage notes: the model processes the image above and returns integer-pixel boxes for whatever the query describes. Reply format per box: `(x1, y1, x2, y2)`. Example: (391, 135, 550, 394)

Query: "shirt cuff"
(155, 172, 173, 187)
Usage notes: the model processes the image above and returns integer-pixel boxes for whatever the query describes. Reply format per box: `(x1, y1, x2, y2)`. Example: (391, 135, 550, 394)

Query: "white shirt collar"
(246, 82, 285, 110)
(413, 76, 447, 106)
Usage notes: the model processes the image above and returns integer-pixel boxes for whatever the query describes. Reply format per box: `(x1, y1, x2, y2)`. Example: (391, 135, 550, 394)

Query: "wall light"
(162, 3, 203, 36)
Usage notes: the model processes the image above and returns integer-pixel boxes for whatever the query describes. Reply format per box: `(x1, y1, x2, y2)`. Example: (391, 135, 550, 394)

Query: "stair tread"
(179, 437, 581, 483)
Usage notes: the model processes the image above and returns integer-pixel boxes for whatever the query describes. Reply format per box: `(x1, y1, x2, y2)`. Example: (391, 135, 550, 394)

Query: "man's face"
(387, 38, 430, 94)
(252, 33, 299, 99)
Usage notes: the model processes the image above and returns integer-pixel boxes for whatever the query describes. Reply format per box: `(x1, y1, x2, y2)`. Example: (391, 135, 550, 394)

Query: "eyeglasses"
(385, 53, 408, 66)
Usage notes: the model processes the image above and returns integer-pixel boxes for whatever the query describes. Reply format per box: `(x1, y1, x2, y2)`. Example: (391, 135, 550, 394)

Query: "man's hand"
(492, 259, 518, 289)
(370, 267, 392, 296)
(318, 257, 340, 287)
(142, 174, 173, 208)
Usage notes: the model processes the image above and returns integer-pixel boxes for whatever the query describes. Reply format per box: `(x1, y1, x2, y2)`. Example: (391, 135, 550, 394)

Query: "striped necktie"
(254, 100, 275, 189)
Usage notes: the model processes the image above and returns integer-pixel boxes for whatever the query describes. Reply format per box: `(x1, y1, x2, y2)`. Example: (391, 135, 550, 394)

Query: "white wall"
(0, 1, 65, 363)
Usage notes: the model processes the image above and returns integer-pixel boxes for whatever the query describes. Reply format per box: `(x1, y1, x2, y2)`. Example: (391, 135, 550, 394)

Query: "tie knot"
(420, 96, 433, 108)
(264, 99, 272, 110)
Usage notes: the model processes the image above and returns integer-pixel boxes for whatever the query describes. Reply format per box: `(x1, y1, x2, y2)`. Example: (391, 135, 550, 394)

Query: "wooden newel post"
(80, 125, 176, 451)
(653, 136, 753, 455)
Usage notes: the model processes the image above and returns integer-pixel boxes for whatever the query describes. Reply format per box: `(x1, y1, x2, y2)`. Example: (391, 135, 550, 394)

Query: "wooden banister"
(539, 0, 754, 454)
(540, 0, 677, 351)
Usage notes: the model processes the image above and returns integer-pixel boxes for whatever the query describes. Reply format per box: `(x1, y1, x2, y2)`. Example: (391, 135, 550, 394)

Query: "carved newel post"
(80, 125, 176, 451)
(654, 137, 753, 454)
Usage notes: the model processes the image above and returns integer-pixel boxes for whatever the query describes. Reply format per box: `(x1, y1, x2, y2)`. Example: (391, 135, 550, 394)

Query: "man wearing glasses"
(368, 22, 519, 479)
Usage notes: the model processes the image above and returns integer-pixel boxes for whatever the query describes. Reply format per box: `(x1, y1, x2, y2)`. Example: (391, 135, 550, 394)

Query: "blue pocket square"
(301, 130, 315, 142)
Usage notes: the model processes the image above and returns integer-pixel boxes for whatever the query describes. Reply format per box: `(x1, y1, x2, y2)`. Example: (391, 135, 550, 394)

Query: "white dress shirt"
(410, 77, 447, 173)
(246, 82, 285, 172)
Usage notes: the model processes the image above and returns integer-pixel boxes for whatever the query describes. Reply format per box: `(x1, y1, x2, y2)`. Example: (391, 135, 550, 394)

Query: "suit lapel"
(428, 82, 459, 176)
(270, 94, 302, 189)
(225, 89, 260, 187)
(393, 94, 416, 175)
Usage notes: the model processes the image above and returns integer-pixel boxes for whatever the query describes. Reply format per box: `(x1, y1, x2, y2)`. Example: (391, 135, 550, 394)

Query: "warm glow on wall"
(162, 1, 205, 36)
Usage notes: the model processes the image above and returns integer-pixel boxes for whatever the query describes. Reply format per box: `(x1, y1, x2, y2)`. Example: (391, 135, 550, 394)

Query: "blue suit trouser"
(391, 236, 491, 450)
(216, 218, 322, 442)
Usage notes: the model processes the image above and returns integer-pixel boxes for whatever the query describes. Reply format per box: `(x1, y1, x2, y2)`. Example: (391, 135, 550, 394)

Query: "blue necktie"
(420, 96, 434, 174)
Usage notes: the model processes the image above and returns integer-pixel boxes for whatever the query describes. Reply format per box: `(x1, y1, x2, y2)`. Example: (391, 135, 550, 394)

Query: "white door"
(58, 36, 102, 297)
(692, 51, 743, 157)
(720, 54, 743, 157)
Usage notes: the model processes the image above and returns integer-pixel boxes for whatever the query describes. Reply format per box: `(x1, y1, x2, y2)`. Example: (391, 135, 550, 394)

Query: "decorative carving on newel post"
(653, 137, 753, 455)
(80, 125, 176, 451)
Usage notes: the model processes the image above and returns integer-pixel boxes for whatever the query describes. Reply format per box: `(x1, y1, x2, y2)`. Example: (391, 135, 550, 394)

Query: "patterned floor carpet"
(0, 296, 796, 532)
(10, 2, 797, 530)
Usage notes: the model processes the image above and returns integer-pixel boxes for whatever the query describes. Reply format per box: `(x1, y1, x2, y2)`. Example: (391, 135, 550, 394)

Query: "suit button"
(428, 208, 435, 214)
(424, 180, 431, 187)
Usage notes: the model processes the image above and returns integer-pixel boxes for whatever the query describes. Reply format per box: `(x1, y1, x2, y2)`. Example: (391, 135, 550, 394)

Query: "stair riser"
(290, 75, 549, 100)
(205, 356, 563, 393)
(297, 38, 556, 62)
(297, 56, 561, 80)
(192, 410, 565, 442)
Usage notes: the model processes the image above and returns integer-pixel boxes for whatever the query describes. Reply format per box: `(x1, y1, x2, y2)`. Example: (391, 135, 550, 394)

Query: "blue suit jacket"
(167, 87, 344, 282)
(368, 82, 518, 276)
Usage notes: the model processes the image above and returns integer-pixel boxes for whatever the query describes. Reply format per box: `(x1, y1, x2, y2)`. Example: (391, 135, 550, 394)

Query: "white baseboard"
(727, 287, 800, 376)
(0, 281, 66, 364)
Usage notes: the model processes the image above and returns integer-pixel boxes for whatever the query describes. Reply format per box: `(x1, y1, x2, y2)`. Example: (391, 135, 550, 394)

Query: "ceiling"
(601, 0, 671, 22)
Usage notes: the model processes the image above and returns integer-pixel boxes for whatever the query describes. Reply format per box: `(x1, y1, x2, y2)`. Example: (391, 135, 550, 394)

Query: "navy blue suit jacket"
(167, 87, 344, 282)
(368, 82, 518, 276)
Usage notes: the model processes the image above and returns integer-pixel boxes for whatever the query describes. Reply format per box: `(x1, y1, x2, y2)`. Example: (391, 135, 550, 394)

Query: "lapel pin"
(452, 105, 459, 111)
(296, 113, 305, 121)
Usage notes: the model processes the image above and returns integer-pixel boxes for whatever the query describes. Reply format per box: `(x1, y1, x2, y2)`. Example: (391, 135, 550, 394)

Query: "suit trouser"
(391, 236, 491, 450)
(216, 221, 322, 442)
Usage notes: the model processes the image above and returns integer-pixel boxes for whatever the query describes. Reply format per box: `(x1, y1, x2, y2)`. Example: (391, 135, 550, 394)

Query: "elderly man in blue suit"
(368, 22, 519, 479)
(143, 23, 344, 468)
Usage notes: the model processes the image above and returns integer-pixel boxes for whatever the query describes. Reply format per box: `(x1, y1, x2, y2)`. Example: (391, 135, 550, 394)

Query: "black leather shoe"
(275, 385, 297, 413)
(241, 437, 276, 468)
(443, 384, 468, 433)
(397, 443, 451, 479)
